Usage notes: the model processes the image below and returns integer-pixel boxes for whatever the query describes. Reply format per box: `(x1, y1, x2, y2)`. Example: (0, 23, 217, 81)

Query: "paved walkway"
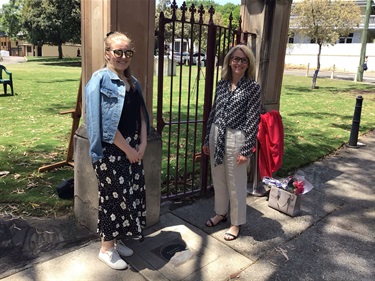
(1, 129, 374, 280)
(0, 56, 27, 66)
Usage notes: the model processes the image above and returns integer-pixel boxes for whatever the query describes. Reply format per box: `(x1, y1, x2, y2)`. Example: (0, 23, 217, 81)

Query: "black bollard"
(347, 95, 364, 148)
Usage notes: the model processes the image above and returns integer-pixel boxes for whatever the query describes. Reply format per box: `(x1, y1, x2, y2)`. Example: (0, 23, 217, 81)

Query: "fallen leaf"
(30, 203, 40, 209)
(275, 246, 289, 261)
(0, 171, 10, 177)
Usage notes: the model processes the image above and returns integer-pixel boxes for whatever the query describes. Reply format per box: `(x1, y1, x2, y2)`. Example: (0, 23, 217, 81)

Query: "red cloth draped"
(257, 110, 284, 178)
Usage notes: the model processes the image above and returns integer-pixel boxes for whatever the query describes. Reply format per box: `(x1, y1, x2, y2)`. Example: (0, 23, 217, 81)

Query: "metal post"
(347, 95, 364, 148)
(247, 140, 268, 197)
(330, 64, 335, 79)
(306, 63, 309, 76)
(356, 0, 371, 82)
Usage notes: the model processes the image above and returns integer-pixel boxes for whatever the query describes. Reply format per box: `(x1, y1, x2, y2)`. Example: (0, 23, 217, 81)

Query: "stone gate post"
(241, 0, 292, 194)
(241, 0, 292, 112)
(74, 0, 161, 233)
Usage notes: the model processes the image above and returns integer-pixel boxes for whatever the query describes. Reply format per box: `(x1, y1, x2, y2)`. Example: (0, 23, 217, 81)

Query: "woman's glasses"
(231, 56, 249, 64)
(112, 49, 134, 58)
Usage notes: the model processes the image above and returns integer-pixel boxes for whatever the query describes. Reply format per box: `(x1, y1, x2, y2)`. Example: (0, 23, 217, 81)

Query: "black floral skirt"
(93, 133, 146, 242)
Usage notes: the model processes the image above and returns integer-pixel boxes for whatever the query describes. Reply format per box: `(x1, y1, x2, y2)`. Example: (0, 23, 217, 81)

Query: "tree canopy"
(0, 0, 81, 58)
(155, 0, 240, 53)
(0, 0, 23, 40)
(22, 0, 80, 58)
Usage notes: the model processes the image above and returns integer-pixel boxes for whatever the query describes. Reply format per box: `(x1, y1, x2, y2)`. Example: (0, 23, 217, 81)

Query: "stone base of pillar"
(74, 125, 162, 234)
(143, 128, 162, 227)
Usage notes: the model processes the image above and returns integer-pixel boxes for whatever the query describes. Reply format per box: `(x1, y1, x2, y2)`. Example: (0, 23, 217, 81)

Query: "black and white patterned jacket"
(204, 76, 261, 166)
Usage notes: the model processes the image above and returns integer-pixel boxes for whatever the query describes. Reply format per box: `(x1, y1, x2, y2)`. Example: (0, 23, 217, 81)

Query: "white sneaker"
(98, 248, 127, 270)
(115, 241, 134, 257)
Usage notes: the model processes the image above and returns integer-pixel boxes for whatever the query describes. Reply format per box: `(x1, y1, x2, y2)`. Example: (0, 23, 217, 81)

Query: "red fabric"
(257, 110, 284, 178)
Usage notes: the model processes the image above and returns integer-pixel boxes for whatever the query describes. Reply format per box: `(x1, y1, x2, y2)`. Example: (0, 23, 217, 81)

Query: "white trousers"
(209, 124, 249, 226)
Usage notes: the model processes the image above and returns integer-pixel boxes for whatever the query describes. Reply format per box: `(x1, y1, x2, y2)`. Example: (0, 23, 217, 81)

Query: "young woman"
(202, 44, 261, 241)
(85, 31, 150, 270)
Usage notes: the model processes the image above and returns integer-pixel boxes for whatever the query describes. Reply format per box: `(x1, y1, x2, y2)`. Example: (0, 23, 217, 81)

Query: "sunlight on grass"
(0, 58, 80, 217)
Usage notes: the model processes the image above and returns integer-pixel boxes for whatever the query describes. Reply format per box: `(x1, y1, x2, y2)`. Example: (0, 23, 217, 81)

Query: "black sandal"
(206, 214, 228, 227)
(224, 225, 241, 241)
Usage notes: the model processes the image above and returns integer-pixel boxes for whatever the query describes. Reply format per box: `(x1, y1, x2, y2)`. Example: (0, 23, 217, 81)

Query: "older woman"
(85, 31, 149, 270)
(203, 44, 261, 241)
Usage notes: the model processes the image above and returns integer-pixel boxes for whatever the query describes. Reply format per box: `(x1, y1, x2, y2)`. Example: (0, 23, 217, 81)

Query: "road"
(284, 68, 375, 84)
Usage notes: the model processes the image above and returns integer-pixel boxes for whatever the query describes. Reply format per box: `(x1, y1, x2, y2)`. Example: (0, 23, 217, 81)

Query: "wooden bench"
(0, 64, 14, 95)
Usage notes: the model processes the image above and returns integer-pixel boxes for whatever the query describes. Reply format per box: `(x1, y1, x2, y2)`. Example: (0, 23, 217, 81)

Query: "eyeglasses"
(231, 56, 249, 64)
(111, 49, 134, 58)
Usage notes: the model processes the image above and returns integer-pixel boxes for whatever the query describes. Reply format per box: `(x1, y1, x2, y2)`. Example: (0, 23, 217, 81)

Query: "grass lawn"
(0, 57, 81, 217)
(0, 57, 374, 218)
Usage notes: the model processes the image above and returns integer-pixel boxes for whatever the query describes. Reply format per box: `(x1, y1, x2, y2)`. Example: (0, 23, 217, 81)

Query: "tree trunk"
(58, 44, 63, 59)
(37, 44, 43, 57)
(311, 43, 322, 89)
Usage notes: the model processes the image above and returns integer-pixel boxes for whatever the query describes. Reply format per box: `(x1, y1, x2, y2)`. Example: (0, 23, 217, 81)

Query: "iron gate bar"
(190, 4, 206, 195)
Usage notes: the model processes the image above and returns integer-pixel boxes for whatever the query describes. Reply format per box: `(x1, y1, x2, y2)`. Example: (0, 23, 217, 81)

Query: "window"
(338, 33, 353, 44)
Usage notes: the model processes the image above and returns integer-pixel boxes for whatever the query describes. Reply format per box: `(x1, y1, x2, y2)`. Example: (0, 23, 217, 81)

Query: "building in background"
(0, 31, 80, 58)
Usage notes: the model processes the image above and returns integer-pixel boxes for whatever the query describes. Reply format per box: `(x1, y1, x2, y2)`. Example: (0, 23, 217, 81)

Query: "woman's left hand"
(236, 154, 248, 165)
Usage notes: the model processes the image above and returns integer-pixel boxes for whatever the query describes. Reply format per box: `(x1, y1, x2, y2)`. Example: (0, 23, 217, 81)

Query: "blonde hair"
(221, 44, 256, 81)
(104, 31, 135, 89)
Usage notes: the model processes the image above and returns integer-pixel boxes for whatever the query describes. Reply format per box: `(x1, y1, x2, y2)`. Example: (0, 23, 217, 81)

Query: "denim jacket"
(85, 67, 150, 163)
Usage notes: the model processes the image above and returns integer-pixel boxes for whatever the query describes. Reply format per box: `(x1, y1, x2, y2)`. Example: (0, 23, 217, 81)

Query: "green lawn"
(0, 58, 374, 217)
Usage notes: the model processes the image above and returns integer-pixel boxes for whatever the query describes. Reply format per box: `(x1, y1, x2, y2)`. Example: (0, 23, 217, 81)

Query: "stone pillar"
(241, 0, 292, 111)
(75, 0, 161, 233)
(242, 0, 292, 195)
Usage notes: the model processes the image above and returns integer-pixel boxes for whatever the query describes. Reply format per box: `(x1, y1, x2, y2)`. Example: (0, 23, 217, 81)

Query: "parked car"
(173, 51, 190, 65)
(189, 52, 206, 66)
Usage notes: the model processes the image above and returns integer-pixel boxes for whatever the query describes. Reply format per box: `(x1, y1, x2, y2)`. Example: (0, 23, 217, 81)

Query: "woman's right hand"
(126, 147, 141, 163)
(202, 145, 210, 155)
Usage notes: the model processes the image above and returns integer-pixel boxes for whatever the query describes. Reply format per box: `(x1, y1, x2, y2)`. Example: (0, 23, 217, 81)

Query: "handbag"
(268, 186, 301, 217)
(56, 178, 74, 199)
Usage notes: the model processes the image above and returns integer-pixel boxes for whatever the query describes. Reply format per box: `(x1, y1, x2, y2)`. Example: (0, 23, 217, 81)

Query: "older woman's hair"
(104, 31, 135, 88)
(221, 44, 256, 81)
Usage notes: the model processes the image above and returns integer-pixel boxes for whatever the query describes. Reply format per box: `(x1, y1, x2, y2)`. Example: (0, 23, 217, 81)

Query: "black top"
(118, 87, 142, 137)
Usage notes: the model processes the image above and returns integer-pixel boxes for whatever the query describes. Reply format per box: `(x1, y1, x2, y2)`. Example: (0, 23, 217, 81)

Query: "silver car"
(190, 52, 206, 66)
(173, 51, 190, 65)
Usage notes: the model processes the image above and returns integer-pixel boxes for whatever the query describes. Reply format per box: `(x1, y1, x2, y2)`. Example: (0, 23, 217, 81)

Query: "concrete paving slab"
(170, 188, 344, 262)
(325, 204, 375, 239)
(2, 242, 148, 281)
(124, 212, 253, 281)
(240, 221, 375, 281)
(0, 216, 95, 279)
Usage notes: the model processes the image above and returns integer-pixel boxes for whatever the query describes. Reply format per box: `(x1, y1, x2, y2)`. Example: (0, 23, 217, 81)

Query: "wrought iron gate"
(156, 1, 255, 201)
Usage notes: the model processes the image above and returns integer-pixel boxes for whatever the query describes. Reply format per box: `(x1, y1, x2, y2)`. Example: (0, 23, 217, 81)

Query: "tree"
(0, 0, 23, 42)
(290, 0, 361, 88)
(155, 0, 233, 54)
(215, 3, 240, 30)
(156, 0, 172, 12)
(22, 0, 80, 59)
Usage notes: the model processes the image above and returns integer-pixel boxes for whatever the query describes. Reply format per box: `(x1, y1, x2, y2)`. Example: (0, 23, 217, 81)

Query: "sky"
(0, 0, 240, 9)
(172, 0, 240, 5)
(0, 0, 8, 8)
